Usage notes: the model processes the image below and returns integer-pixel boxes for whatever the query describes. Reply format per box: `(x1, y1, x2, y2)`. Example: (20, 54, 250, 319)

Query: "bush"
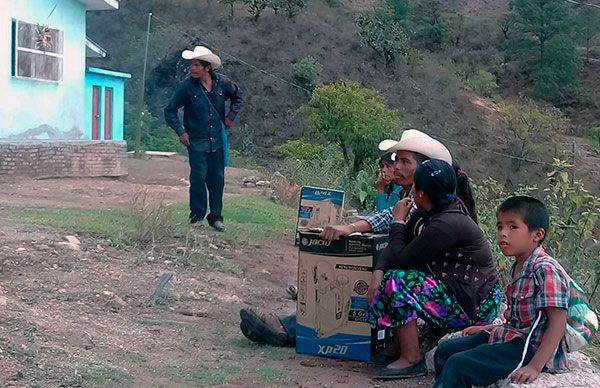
(291, 56, 322, 92)
(124, 106, 186, 153)
(274, 138, 325, 160)
(474, 161, 600, 302)
(466, 69, 498, 97)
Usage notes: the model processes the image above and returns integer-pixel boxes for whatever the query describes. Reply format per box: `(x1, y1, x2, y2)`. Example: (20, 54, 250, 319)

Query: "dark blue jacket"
(164, 72, 243, 152)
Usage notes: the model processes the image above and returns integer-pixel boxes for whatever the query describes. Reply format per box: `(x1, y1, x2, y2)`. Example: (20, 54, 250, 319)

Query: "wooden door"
(92, 86, 100, 140)
(103, 87, 113, 140)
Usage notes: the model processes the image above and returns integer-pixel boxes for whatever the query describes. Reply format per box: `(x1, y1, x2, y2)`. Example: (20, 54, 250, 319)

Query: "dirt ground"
(0, 156, 432, 387)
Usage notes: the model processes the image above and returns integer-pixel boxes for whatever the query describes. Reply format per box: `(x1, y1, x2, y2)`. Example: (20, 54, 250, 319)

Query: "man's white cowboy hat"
(181, 46, 222, 69)
(378, 129, 452, 165)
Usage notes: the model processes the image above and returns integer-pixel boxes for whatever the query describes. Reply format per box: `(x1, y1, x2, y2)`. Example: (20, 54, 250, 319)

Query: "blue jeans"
(188, 146, 224, 224)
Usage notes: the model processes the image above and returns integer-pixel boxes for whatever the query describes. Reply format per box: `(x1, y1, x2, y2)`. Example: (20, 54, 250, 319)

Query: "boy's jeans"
(434, 331, 534, 388)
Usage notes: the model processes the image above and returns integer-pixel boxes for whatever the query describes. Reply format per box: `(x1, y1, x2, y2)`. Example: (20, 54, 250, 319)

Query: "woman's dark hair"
(379, 151, 396, 167)
(453, 161, 478, 224)
(413, 159, 457, 212)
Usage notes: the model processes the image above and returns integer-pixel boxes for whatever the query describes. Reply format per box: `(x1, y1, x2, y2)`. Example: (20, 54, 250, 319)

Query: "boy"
(433, 196, 569, 387)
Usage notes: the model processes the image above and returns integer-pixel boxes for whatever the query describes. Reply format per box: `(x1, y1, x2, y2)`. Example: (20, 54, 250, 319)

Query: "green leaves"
(355, 6, 410, 65)
(301, 81, 401, 175)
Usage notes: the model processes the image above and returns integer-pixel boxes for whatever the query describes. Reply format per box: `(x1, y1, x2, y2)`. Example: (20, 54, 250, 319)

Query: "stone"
(58, 235, 81, 251)
(256, 180, 270, 187)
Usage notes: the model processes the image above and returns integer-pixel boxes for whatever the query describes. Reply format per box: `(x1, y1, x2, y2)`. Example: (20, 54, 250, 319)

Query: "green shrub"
(274, 138, 325, 160)
(291, 56, 322, 92)
(466, 69, 498, 97)
(124, 106, 186, 153)
(474, 161, 600, 302)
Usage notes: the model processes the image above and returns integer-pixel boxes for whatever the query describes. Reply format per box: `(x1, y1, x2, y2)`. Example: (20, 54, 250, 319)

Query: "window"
(12, 19, 63, 82)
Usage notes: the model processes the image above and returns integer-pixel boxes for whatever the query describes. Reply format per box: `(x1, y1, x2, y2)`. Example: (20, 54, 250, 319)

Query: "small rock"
(58, 235, 80, 251)
(261, 269, 271, 275)
(256, 180, 270, 187)
(243, 176, 259, 184)
(102, 290, 114, 297)
(0, 295, 8, 306)
(16, 247, 26, 252)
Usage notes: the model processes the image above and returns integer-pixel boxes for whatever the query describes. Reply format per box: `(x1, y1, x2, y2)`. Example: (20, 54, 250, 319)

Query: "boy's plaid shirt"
(488, 247, 569, 372)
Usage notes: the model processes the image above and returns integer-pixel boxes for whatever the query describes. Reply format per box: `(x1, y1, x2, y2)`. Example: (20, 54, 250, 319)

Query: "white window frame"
(12, 19, 64, 83)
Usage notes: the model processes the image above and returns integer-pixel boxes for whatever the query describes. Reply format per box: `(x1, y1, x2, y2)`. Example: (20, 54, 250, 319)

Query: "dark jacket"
(164, 72, 243, 152)
(375, 202, 498, 317)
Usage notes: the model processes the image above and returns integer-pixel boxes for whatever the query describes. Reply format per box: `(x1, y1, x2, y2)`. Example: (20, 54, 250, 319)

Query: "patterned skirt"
(368, 269, 502, 330)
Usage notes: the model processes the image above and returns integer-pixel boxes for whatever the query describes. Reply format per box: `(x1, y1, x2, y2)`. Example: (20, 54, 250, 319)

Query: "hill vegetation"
(87, 0, 600, 193)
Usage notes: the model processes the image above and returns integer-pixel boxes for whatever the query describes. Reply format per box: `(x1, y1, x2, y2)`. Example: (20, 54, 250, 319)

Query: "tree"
(410, 0, 449, 47)
(219, 0, 238, 17)
(282, 0, 305, 19)
(244, 0, 268, 21)
(574, 7, 600, 64)
(496, 101, 567, 170)
(355, 7, 409, 66)
(531, 35, 582, 105)
(300, 81, 402, 175)
(268, 0, 285, 14)
(386, 0, 409, 23)
(510, 0, 571, 68)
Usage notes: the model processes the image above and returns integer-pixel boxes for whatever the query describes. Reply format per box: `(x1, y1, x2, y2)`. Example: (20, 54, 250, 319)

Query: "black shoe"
(373, 359, 428, 380)
(371, 352, 400, 366)
(210, 220, 225, 232)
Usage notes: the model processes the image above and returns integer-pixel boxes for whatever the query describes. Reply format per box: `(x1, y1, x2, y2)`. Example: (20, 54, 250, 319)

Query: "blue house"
(0, 0, 129, 141)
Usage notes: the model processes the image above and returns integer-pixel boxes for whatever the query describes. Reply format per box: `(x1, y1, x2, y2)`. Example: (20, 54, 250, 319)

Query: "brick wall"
(0, 141, 128, 179)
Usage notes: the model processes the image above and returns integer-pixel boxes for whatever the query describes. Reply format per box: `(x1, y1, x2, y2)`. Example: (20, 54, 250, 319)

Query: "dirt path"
(0, 156, 432, 387)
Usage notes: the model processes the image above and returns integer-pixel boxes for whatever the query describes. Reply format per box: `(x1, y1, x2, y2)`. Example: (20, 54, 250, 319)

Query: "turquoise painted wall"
(0, 0, 86, 139)
(84, 68, 130, 141)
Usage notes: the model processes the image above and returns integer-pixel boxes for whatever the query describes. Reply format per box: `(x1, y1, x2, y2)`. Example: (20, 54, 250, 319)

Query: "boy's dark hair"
(497, 196, 550, 242)
(379, 151, 396, 167)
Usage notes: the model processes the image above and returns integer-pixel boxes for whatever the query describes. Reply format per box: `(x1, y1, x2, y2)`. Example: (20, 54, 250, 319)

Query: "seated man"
(240, 130, 453, 347)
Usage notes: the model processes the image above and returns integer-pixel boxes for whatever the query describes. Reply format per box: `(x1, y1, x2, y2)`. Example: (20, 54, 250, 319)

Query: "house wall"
(85, 71, 127, 141)
(0, 0, 87, 139)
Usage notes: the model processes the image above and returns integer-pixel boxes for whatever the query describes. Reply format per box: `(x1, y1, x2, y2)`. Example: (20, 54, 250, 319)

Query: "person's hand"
(462, 325, 490, 336)
(320, 225, 353, 241)
(367, 270, 384, 303)
(392, 198, 413, 222)
(375, 174, 387, 192)
(224, 118, 234, 128)
(179, 132, 190, 146)
(511, 365, 541, 384)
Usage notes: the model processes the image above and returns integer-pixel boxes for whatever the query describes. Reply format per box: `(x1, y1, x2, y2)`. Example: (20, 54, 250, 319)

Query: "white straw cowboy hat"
(378, 129, 452, 165)
(181, 46, 222, 69)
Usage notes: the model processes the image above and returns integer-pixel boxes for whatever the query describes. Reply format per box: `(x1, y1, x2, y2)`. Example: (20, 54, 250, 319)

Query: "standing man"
(164, 46, 243, 231)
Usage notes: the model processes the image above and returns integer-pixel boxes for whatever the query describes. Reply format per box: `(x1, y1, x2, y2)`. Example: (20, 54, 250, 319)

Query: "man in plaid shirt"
(434, 196, 569, 387)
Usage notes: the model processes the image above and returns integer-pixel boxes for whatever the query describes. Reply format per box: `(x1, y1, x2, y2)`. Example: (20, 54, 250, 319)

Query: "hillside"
(87, 0, 599, 192)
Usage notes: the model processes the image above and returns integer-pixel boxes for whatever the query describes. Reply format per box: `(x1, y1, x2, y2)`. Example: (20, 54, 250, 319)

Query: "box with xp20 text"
(295, 186, 345, 245)
(296, 232, 392, 362)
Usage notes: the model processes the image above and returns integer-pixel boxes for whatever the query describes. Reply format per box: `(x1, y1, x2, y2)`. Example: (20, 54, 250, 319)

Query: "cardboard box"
(295, 186, 345, 245)
(296, 232, 391, 362)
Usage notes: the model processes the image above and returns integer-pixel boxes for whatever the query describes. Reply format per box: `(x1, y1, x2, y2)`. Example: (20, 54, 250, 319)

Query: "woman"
(368, 159, 501, 380)
(375, 152, 404, 211)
